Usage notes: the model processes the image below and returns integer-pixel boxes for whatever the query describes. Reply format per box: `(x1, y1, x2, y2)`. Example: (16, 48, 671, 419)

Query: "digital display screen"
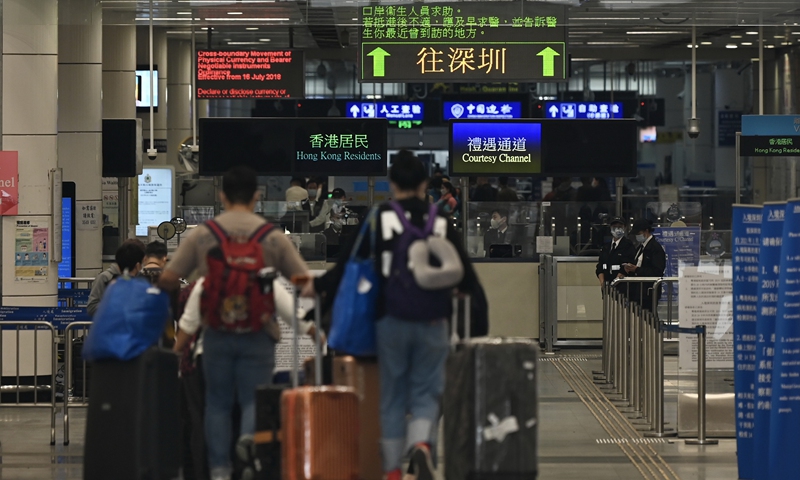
(443, 101, 521, 120)
(358, 2, 567, 82)
(346, 102, 424, 121)
(102, 119, 138, 178)
(544, 102, 623, 119)
(136, 69, 158, 108)
(58, 195, 73, 279)
(449, 121, 542, 175)
(199, 118, 388, 176)
(541, 119, 638, 176)
(640, 126, 657, 143)
(196, 49, 304, 99)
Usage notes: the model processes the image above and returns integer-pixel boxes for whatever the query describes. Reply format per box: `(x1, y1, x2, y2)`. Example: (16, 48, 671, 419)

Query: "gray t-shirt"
(167, 211, 307, 281)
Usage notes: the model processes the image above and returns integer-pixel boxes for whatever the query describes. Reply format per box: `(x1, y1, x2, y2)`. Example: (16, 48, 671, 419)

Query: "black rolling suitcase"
(84, 346, 180, 480)
(444, 296, 539, 480)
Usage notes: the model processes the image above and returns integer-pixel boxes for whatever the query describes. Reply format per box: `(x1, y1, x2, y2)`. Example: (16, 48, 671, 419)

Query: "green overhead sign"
(358, 1, 568, 83)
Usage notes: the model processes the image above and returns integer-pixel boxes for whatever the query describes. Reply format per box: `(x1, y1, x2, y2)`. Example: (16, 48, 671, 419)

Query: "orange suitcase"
(282, 275, 360, 480)
(333, 357, 382, 480)
(281, 386, 360, 480)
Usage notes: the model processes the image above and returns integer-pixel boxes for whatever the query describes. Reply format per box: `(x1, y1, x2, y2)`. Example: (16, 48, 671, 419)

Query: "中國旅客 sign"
(358, 1, 567, 83)
(449, 121, 541, 175)
(443, 101, 521, 120)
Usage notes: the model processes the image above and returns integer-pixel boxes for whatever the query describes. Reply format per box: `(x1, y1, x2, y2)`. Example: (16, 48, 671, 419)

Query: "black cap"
(631, 219, 652, 234)
(609, 217, 625, 227)
(331, 188, 346, 199)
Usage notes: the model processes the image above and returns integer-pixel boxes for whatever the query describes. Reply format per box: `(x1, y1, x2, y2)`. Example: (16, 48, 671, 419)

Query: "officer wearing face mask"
(623, 218, 666, 310)
(483, 208, 517, 257)
(596, 217, 636, 291)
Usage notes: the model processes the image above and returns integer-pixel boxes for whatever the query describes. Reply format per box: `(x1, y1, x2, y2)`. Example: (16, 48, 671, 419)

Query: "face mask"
(490, 218, 500, 229)
(441, 190, 448, 197)
(635, 234, 646, 244)
(611, 228, 625, 239)
(307, 189, 316, 199)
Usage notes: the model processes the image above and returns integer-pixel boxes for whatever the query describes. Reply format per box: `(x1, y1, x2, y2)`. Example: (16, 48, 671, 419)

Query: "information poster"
(272, 273, 323, 374)
(678, 266, 734, 370)
(136, 168, 173, 237)
(752, 202, 785, 480)
(449, 121, 542, 175)
(769, 199, 800, 479)
(14, 219, 49, 283)
(653, 226, 701, 302)
(102, 178, 119, 229)
(77, 200, 102, 231)
(732, 205, 761, 479)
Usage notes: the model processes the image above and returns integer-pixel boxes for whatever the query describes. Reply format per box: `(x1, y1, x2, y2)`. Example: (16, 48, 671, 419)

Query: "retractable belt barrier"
(63, 321, 92, 446)
(593, 276, 718, 443)
(0, 307, 91, 445)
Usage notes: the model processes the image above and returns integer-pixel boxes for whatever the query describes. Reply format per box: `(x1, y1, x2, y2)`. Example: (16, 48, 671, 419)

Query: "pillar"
(167, 39, 193, 172)
(58, 0, 102, 278)
(2, 0, 59, 306)
(102, 23, 135, 239)
(137, 26, 167, 165)
(713, 68, 745, 188)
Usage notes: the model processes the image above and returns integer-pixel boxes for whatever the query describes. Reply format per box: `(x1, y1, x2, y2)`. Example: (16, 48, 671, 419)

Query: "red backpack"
(201, 220, 276, 333)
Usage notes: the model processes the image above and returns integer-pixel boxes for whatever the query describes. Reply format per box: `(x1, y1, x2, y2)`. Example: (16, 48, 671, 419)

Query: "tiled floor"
(0, 350, 738, 479)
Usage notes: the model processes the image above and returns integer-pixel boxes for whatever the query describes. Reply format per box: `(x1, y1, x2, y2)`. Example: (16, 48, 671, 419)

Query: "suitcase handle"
(291, 277, 324, 388)
(451, 293, 472, 351)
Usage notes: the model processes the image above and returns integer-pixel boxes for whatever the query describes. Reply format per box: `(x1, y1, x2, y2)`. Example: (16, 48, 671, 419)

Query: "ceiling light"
(135, 17, 200, 21)
(228, 11, 243, 15)
(177, 11, 192, 15)
(246, 27, 259, 31)
(774, 35, 785, 39)
(766, 45, 775, 49)
(731, 35, 743, 38)
(746, 31, 758, 35)
(626, 31, 682, 35)
(741, 42, 753, 46)
(726, 44, 738, 49)
(259, 38, 271, 42)
(586, 41, 630, 45)
(793, 32, 800, 35)
(781, 42, 793, 46)
(227, 41, 263, 45)
(352, 17, 358, 21)
(701, 41, 713, 45)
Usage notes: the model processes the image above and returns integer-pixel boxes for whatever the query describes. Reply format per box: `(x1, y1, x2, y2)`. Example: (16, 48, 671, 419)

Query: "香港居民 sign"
(293, 119, 388, 176)
(739, 136, 800, 157)
(359, 2, 567, 83)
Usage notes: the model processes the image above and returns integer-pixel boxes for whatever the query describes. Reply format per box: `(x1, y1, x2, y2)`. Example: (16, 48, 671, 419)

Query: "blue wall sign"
(443, 101, 521, 120)
(719, 110, 742, 147)
(58, 196, 73, 279)
(544, 102, 623, 119)
(752, 203, 785, 480)
(652, 227, 700, 302)
(732, 205, 762, 480)
(345, 101, 424, 121)
(742, 115, 800, 136)
(769, 199, 800, 479)
(449, 121, 541, 175)
(0, 307, 89, 330)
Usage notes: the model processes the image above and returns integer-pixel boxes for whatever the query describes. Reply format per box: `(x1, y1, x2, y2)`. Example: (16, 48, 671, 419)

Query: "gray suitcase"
(444, 298, 538, 480)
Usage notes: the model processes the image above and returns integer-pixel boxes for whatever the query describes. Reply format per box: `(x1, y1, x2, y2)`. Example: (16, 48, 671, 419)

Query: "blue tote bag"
(328, 208, 379, 357)
(84, 276, 171, 361)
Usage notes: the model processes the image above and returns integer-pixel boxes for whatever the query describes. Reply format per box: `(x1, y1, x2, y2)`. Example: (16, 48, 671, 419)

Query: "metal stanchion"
(685, 325, 719, 445)
(594, 284, 609, 383)
(645, 279, 678, 438)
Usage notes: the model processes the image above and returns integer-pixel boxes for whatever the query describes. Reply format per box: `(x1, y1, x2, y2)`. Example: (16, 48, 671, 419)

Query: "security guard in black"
(596, 217, 636, 288)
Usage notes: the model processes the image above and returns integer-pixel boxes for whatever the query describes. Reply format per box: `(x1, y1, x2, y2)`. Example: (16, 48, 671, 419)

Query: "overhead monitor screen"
(640, 126, 657, 143)
(199, 118, 388, 176)
(449, 121, 542, 175)
(196, 49, 304, 99)
(136, 68, 159, 110)
(541, 119, 638, 177)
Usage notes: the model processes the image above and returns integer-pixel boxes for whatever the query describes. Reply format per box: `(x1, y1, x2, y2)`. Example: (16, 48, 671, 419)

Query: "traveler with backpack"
(86, 239, 145, 316)
(306, 151, 478, 480)
(139, 240, 168, 284)
(159, 166, 309, 480)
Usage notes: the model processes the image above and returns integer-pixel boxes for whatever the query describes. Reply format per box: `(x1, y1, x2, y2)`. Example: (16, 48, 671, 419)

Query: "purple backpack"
(384, 202, 453, 321)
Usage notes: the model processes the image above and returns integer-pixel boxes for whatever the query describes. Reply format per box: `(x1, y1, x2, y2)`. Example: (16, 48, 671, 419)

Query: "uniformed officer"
(596, 217, 636, 293)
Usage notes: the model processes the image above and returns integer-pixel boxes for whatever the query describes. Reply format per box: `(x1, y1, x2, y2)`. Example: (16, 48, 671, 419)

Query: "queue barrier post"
(63, 321, 93, 446)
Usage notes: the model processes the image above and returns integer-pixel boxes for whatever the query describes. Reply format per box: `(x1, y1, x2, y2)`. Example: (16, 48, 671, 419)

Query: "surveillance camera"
(147, 148, 158, 161)
(687, 118, 700, 139)
(676, 90, 685, 101)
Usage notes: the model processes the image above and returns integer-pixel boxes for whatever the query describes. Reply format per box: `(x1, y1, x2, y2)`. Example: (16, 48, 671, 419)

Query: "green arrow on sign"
(537, 47, 560, 77)
(367, 47, 390, 77)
